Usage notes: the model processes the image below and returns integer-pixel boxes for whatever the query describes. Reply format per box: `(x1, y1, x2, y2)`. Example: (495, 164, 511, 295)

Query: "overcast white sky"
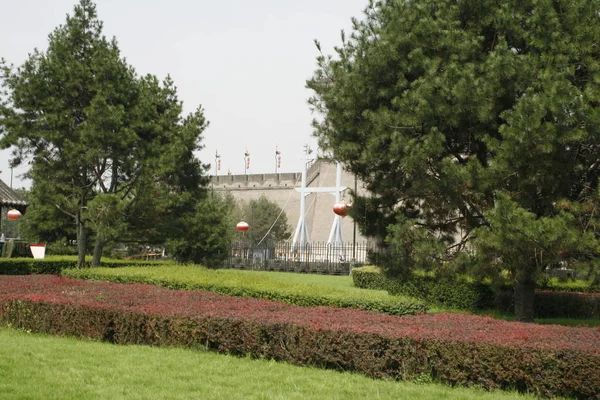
(0, 0, 367, 188)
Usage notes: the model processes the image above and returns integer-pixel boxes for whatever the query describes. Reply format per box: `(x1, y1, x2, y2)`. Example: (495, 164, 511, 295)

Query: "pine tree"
(0, 0, 209, 266)
(308, 0, 600, 321)
(166, 192, 234, 266)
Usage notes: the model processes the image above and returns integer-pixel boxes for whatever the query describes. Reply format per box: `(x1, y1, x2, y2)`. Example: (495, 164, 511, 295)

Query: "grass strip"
(0, 327, 534, 400)
(63, 266, 428, 316)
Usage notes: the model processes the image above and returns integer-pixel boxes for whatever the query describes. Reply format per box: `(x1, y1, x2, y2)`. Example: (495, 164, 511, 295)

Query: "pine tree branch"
(54, 203, 76, 219)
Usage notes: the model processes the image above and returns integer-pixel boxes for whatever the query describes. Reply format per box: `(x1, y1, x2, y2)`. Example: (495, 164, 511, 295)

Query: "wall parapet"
(210, 165, 321, 191)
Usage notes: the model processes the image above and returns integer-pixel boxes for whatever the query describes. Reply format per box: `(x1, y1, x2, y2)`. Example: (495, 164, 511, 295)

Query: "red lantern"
(236, 221, 249, 232)
(333, 202, 351, 218)
(7, 209, 22, 220)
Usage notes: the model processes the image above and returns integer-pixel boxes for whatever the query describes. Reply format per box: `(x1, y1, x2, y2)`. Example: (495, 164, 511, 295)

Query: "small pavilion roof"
(0, 179, 28, 209)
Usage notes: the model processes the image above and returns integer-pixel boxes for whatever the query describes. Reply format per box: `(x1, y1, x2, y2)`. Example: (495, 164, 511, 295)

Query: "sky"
(0, 0, 367, 188)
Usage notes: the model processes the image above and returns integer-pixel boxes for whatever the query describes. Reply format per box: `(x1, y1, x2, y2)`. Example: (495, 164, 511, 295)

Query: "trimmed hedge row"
(63, 268, 428, 317)
(0, 258, 170, 276)
(94, 259, 175, 268)
(352, 267, 600, 318)
(0, 275, 598, 399)
(0, 258, 66, 275)
(535, 290, 600, 318)
(352, 266, 498, 310)
(386, 276, 502, 311)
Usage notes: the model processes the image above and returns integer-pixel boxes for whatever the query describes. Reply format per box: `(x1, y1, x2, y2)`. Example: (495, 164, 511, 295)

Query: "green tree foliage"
(16, 185, 75, 246)
(0, 0, 209, 266)
(0, 0, 131, 266)
(307, 0, 600, 321)
(473, 193, 597, 318)
(83, 194, 128, 265)
(232, 195, 291, 245)
(166, 192, 234, 266)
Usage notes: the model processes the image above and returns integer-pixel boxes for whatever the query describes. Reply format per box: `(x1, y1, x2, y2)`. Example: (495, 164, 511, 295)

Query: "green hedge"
(0, 257, 172, 275)
(351, 265, 390, 290)
(1, 298, 597, 400)
(352, 267, 599, 318)
(387, 275, 501, 311)
(0, 258, 67, 275)
(352, 267, 498, 310)
(92, 259, 173, 268)
(63, 267, 429, 317)
(534, 291, 600, 319)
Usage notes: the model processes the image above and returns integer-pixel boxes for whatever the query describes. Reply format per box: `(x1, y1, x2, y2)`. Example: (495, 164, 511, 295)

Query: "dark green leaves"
(308, 0, 600, 320)
(0, 0, 211, 265)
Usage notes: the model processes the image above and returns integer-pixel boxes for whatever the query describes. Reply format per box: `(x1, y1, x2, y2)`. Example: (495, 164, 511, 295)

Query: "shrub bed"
(0, 258, 67, 275)
(534, 290, 600, 319)
(0, 257, 169, 276)
(63, 267, 428, 317)
(353, 267, 500, 310)
(0, 275, 598, 399)
(95, 259, 175, 268)
(352, 267, 600, 318)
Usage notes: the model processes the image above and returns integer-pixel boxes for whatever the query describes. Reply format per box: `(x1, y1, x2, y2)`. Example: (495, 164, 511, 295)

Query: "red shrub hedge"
(0, 275, 598, 399)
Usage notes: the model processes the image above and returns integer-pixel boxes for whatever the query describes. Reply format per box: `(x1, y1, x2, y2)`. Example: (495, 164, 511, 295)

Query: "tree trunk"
(514, 267, 536, 322)
(76, 213, 87, 268)
(91, 237, 105, 267)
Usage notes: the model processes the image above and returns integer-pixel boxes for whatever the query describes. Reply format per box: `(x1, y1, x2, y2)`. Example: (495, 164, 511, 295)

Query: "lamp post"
(353, 174, 357, 261)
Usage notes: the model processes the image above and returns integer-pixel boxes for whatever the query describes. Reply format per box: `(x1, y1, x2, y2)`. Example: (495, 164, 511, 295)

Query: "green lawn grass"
(63, 265, 425, 315)
(66, 266, 373, 296)
(544, 276, 598, 292)
(0, 327, 535, 400)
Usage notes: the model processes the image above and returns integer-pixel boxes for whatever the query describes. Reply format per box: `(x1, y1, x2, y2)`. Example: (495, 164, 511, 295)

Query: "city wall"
(210, 160, 369, 244)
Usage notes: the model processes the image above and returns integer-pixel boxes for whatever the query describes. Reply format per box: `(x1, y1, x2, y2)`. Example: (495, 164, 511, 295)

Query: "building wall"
(210, 160, 369, 244)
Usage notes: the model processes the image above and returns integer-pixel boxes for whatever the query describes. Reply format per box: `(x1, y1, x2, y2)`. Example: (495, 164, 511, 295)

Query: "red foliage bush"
(0, 275, 598, 399)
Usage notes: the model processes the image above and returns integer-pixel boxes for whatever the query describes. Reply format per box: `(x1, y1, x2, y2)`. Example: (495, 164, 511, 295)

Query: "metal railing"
(223, 241, 378, 275)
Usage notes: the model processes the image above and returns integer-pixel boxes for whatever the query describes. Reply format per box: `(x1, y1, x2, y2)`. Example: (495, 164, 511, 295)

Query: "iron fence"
(223, 241, 378, 275)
